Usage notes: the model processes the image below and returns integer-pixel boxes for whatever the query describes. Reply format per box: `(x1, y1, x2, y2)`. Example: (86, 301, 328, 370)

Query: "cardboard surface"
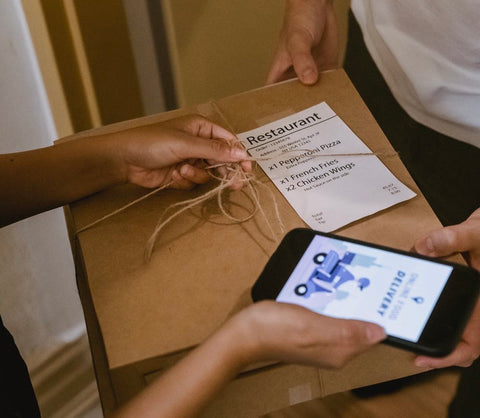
(67, 70, 453, 412)
(146, 364, 323, 418)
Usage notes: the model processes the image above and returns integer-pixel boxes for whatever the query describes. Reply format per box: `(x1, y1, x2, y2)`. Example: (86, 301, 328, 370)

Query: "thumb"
(324, 319, 386, 368)
(174, 135, 248, 163)
(414, 224, 473, 258)
(324, 317, 386, 348)
(287, 31, 318, 85)
(350, 320, 387, 345)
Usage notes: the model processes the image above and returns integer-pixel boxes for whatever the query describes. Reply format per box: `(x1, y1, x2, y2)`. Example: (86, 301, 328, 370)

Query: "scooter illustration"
(294, 250, 370, 298)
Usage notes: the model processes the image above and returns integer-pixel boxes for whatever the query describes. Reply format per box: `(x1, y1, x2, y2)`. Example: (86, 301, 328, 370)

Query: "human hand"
(109, 115, 251, 190)
(267, 0, 338, 85)
(414, 208, 480, 369)
(111, 301, 384, 418)
(233, 301, 386, 369)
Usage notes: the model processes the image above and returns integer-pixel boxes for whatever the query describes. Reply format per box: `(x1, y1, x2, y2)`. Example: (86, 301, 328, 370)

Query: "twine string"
(75, 147, 397, 259)
(143, 166, 257, 259)
(75, 101, 397, 258)
(75, 184, 171, 234)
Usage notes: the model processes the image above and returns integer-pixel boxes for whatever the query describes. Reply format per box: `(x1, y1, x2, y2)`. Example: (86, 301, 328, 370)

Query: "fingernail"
(415, 358, 428, 368)
(232, 148, 247, 160)
(424, 237, 435, 253)
(367, 325, 386, 342)
(171, 169, 181, 180)
(180, 165, 192, 177)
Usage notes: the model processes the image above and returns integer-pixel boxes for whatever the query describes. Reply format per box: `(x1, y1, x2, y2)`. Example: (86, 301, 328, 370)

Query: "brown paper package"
(62, 70, 458, 417)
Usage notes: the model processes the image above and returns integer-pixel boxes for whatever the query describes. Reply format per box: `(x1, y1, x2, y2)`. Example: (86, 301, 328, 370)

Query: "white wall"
(0, 0, 85, 371)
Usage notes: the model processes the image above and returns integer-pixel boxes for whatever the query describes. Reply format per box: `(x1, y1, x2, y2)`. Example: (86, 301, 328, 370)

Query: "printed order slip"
(237, 102, 416, 232)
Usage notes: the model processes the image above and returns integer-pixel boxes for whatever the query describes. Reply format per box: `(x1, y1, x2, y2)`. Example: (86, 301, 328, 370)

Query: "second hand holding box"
(67, 70, 454, 417)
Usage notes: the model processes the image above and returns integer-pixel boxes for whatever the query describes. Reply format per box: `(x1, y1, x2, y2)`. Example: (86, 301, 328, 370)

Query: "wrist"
(93, 132, 130, 185)
(222, 303, 274, 367)
(213, 306, 269, 373)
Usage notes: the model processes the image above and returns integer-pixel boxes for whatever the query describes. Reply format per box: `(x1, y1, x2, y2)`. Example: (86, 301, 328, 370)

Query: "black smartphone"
(252, 228, 480, 357)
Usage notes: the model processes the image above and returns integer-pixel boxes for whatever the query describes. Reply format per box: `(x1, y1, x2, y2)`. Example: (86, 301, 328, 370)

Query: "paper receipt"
(237, 102, 416, 231)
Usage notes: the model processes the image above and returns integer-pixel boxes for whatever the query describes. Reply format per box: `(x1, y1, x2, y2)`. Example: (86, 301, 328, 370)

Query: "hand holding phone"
(252, 229, 480, 357)
(413, 209, 480, 368)
(229, 301, 386, 370)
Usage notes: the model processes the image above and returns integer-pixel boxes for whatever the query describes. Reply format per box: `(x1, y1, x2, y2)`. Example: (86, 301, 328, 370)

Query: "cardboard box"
(65, 70, 454, 417)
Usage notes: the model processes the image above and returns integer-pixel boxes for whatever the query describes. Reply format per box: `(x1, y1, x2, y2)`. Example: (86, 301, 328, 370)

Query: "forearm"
(111, 301, 385, 417)
(112, 317, 253, 418)
(1, 115, 251, 227)
(0, 135, 124, 226)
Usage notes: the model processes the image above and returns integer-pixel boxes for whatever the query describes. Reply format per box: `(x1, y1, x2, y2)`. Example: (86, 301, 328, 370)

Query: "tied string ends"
(144, 161, 282, 260)
(75, 148, 397, 260)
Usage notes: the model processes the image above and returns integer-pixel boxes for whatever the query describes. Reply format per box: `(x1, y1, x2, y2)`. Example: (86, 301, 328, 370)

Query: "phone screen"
(276, 234, 453, 342)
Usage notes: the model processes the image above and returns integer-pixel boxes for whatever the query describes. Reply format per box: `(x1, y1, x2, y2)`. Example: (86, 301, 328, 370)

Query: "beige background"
(163, 0, 351, 107)
(29, 0, 351, 131)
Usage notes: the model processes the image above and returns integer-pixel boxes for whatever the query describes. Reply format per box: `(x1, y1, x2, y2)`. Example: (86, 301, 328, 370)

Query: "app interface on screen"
(276, 235, 453, 342)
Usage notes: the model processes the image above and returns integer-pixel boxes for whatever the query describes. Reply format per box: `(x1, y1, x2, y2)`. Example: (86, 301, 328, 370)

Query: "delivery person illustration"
(294, 250, 371, 298)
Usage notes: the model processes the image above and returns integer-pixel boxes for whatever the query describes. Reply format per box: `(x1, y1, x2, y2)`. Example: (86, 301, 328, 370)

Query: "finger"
(343, 319, 387, 345)
(226, 168, 248, 191)
(174, 135, 248, 164)
(320, 319, 386, 367)
(187, 115, 238, 142)
(270, 66, 301, 84)
(170, 169, 196, 190)
(206, 158, 252, 177)
(414, 224, 476, 258)
(165, 115, 234, 141)
(206, 162, 228, 180)
(240, 159, 253, 173)
(210, 164, 250, 190)
(179, 164, 211, 185)
(266, 49, 294, 85)
(317, 317, 386, 349)
(198, 119, 238, 142)
(415, 342, 477, 369)
(287, 30, 318, 84)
